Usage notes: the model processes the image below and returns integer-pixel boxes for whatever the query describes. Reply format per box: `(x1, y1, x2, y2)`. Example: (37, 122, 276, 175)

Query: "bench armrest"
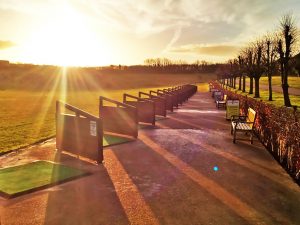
(231, 115, 246, 122)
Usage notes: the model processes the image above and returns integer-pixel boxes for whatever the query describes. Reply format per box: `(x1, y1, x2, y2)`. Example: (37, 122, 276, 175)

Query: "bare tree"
(264, 33, 278, 101)
(252, 40, 265, 98)
(242, 47, 254, 94)
(231, 59, 239, 89)
(237, 55, 243, 90)
(277, 14, 298, 107)
(294, 53, 300, 76)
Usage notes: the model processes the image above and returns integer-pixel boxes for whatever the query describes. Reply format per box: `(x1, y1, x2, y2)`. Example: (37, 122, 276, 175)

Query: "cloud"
(0, 40, 15, 49)
(170, 44, 240, 56)
(0, 0, 300, 64)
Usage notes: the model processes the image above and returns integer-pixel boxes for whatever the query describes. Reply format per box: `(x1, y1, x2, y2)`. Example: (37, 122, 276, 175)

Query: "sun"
(21, 5, 109, 66)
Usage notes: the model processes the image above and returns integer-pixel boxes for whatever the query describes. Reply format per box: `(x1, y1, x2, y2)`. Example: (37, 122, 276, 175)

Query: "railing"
(139, 92, 167, 117)
(123, 93, 155, 125)
(99, 96, 138, 138)
(56, 101, 103, 164)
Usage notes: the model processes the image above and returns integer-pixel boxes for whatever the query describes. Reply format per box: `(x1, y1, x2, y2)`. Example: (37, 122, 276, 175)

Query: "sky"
(0, 0, 299, 66)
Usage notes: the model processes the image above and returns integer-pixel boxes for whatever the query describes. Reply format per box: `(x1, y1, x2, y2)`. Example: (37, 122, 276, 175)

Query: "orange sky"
(0, 0, 299, 66)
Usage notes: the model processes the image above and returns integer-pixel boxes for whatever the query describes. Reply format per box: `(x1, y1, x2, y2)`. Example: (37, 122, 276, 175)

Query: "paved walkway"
(1, 91, 300, 225)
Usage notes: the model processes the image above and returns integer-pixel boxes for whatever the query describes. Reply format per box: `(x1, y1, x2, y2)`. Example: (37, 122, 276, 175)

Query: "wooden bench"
(231, 108, 256, 144)
(214, 91, 223, 102)
(216, 94, 227, 109)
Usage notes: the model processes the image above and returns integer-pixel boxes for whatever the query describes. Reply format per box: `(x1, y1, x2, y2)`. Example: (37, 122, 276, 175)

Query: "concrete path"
(1, 91, 300, 225)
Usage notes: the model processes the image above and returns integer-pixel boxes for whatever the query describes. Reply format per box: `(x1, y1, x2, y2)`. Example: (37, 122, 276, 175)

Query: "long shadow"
(158, 103, 290, 177)
(137, 130, 300, 224)
(105, 87, 300, 225)
(42, 152, 130, 225)
(109, 138, 251, 225)
(156, 114, 229, 130)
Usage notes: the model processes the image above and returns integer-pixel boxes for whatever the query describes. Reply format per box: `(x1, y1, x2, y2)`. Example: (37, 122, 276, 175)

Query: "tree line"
(142, 58, 218, 73)
(218, 14, 299, 107)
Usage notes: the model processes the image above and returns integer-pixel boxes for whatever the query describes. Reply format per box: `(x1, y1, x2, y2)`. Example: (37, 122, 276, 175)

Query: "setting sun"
(20, 5, 110, 66)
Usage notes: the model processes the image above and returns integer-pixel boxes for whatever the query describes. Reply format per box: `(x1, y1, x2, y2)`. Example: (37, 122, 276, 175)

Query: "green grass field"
(229, 76, 300, 107)
(225, 87, 300, 108)
(103, 134, 133, 147)
(0, 87, 162, 153)
(0, 161, 88, 197)
(0, 65, 211, 154)
(246, 76, 300, 89)
(260, 76, 300, 89)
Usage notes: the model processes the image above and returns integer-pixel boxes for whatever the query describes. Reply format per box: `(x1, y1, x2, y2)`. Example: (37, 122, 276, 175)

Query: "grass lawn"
(103, 134, 133, 147)
(0, 160, 88, 198)
(0, 78, 208, 154)
(243, 76, 300, 89)
(0, 87, 162, 153)
(260, 76, 300, 89)
(226, 87, 300, 108)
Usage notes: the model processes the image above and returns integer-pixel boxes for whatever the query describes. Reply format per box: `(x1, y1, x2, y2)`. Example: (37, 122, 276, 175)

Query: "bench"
(216, 94, 227, 109)
(231, 108, 256, 144)
(214, 91, 223, 102)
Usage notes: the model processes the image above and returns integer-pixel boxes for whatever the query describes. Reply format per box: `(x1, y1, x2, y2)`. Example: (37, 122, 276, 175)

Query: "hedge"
(213, 82, 300, 183)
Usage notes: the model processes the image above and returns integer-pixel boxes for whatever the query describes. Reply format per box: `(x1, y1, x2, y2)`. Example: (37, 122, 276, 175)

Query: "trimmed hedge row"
(214, 82, 300, 183)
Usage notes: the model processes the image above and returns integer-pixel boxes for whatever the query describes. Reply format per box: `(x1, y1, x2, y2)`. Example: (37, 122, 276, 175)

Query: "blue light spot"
(213, 166, 219, 171)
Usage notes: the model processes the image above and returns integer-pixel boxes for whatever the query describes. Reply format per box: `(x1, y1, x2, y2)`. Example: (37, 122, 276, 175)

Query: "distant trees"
(252, 41, 264, 98)
(264, 34, 278, 101)
(143, 57, 217, 73)
(237, 55, 243, 91)
(222, 13, 299, 107)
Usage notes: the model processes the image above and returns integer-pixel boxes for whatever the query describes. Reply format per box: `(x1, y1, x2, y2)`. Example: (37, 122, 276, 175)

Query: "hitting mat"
(103, 134, 133, 147)
(0, 161, 89, 198)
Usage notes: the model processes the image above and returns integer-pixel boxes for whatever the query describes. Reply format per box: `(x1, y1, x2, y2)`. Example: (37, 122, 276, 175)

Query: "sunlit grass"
(0, 65, 214, 153)
(0, 87, 171, 153)
(196, 83, 209, 92)
(226, 87, 300, 108)
(244, 76, 300, 89)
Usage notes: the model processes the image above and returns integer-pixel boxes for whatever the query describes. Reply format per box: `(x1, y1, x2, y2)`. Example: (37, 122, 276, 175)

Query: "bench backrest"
(246, 108, 256, 128)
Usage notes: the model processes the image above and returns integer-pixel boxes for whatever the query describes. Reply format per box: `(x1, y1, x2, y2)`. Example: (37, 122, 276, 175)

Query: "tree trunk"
(282, 81, 292, 107)
(268, 75, 272, 101)
(282, 61, 292, 106)
(254, 77, 260, 98)
(238, 75, 242, 90)
(233, 77, 236, 89)
(249, 77, 253, 94)
(242, 76, 246, 92)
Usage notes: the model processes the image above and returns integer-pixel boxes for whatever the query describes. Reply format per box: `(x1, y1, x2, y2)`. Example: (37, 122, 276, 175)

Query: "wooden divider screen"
(176, 87, 186, 105)
(99, 96, 138, 138)
(153, 90, 173, 112)
(139, 92, 167, 117)
(123, 93, 155, 125)
(56, 101, 103, 164)
(163, 89, 179, 107)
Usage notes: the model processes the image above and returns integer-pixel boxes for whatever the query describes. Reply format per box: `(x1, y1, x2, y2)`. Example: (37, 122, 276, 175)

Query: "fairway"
(0, 66, 214, 154)
(0, 161, 89, 198)
(0, 88, 155, 153)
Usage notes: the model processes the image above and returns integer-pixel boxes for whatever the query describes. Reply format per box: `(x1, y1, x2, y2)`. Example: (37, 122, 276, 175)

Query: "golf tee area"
(1, 86, 300, 225)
